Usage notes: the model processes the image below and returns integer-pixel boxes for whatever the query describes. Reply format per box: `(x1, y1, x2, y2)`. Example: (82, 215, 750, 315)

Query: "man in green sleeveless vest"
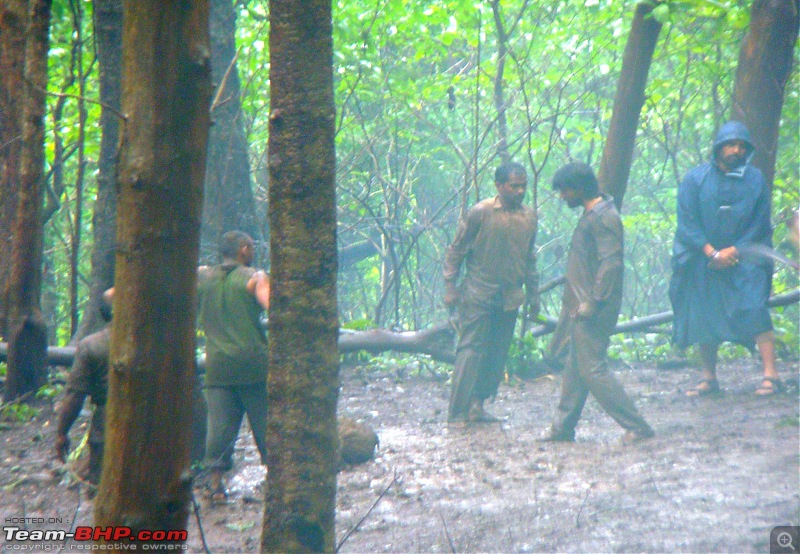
(198, 231, 270, 502)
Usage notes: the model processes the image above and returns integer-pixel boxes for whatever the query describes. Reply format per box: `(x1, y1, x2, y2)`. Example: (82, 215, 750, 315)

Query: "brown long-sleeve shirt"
(562, 194, 624, 334)
(444, 196, 538, 311)
(56, 326, 110, 441)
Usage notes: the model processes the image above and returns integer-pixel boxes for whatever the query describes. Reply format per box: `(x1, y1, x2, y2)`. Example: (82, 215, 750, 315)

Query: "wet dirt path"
(0, 359, 797, 553)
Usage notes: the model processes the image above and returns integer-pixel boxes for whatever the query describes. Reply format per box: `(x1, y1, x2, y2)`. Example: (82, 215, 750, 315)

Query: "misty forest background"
(3, 0, 797, 365)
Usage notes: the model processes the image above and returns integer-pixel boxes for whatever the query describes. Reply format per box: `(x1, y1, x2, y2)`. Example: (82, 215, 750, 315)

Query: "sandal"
(686, 379, 721, 397)
(755, 377, 784, 396)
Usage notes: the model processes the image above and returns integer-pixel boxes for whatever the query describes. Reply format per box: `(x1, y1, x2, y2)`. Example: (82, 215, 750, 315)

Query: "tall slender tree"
(3, 0, 52, 402)
(0, 0, 28, 343)
(597, 1, 662, 209)
(201, 0, 261, 263)
(732, 0, 799, 189)
(261, 0, 340, 551)
(94, 0, 211, 540)
(72, 0, 123, 342)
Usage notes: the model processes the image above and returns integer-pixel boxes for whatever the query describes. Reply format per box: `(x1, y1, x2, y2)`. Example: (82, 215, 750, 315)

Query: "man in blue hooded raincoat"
(669, 121, 782, 397)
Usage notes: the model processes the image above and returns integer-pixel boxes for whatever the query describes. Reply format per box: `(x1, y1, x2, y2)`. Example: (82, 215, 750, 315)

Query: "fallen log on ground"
(339, 321, 457, 363)
(1, 289, 797, 368)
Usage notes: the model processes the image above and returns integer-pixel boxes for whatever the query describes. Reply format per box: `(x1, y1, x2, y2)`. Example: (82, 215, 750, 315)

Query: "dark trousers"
(551, 320, 652, 436)
(204, 384, 268, 471)
(448, 303, 518, 421)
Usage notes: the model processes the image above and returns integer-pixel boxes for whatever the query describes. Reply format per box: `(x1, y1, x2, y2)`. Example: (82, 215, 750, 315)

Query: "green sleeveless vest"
(197, 264, 268, 386)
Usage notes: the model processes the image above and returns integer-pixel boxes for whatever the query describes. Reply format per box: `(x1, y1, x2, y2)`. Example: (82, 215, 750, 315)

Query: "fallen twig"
(191, 492, 212, 554)
(336, 470, 399, 552)
(440, 512, 457, 553)
(575, 484, 593, 528)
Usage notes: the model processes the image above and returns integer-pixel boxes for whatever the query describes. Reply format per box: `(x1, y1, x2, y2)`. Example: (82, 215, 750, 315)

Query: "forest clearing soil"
(1, 358, 798, 553)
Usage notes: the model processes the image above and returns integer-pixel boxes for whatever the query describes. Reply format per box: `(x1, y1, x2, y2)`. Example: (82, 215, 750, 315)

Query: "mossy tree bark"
(93, 0, 211, 540)
(261, 0, 340, 551)
(0, 0, 27, 343)
(71, 0, 123, 342)
(597, 1, 662, 209)
(3, 0, 52, 402)
(732, 0, 799, 190)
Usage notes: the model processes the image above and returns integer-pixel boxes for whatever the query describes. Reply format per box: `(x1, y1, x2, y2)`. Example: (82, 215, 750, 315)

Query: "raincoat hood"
(712, 120, 755, 161)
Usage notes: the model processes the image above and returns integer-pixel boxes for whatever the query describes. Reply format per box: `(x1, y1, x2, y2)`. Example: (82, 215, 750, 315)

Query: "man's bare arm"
(247, 270, 270, 310)
(54, 391, 86, 462)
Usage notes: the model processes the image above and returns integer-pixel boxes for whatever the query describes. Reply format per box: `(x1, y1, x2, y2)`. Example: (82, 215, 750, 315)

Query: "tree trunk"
(597, 1, 662, 209)
(732, 0, 799, 189)
(3, 0, 52, 402)
(261, 0, 339, 551)
(0, 0, 27, 343)
(72, 0, 123, 342)
(201, 0, 261, 264)
(93, 0, 211, 541)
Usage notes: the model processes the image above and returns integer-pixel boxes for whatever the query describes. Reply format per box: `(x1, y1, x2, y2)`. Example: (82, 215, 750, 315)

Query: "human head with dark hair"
(494, 161, 527, 209)
(552, 162, 599, 208)
(495, 161, 526, 185)
(219, 230, 254, 266)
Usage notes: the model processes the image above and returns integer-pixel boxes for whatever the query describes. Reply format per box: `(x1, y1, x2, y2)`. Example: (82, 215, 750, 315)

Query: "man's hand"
(54, 434, 70, 463)
(717, 246, 739, 266)
(574, 301, 595, 319)
(708, 246, 739, 270)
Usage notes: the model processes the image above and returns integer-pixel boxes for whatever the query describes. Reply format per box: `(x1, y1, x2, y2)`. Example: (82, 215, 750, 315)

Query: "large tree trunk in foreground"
(94, 0, 211, 541)
(200, 0, 261, 263)
(731, 0, 798, 190)
(72, 0, 123, 342)
(597, 1, 662, 209)
(0, 0, 27, 343)
(3, 0, 52, 402)
(261, 0, 339, 551)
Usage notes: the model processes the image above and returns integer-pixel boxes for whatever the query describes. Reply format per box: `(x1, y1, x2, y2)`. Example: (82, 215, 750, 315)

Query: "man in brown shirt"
(55, 288, 207, 487)
(444, 162, 539, 422)
(541, 162, 653, 443)
(54, 289, 115, 485)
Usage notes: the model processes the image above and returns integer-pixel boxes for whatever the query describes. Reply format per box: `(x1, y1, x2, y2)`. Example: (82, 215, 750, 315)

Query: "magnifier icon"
(777, 531, 796, 551)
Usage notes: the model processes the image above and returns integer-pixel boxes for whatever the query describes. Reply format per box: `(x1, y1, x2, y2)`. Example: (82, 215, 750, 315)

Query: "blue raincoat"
(669, 121, 773, 349)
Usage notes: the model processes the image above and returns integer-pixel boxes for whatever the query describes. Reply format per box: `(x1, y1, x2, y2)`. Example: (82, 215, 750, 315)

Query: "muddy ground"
(1, 356, 798, 553)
